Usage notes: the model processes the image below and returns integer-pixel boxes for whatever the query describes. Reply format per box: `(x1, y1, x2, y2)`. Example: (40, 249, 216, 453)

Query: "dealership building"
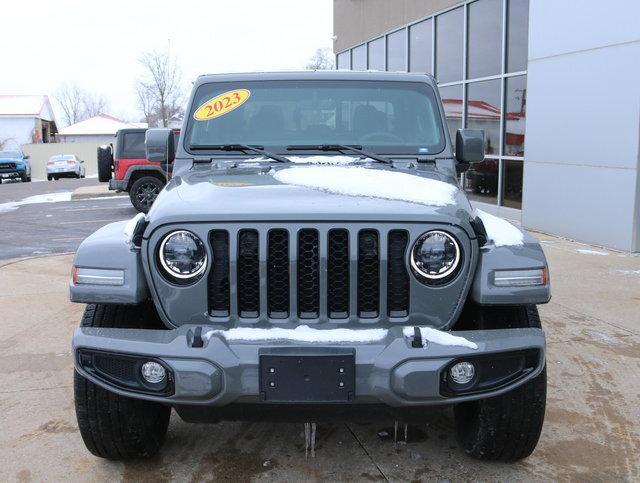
(333, 0, 640, 252)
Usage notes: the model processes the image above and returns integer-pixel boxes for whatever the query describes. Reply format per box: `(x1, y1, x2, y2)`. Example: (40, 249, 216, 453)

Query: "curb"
(0, 251, 75, 269)
(71, 186, 121, 200)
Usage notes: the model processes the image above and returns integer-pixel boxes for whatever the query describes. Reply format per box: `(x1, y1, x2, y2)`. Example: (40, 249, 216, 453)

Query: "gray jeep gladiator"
(70, 71, 550, 461)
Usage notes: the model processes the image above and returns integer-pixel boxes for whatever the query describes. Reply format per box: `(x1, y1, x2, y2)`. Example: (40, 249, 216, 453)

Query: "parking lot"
(0, 181, 639, 481)
(0, 178, 136, 260)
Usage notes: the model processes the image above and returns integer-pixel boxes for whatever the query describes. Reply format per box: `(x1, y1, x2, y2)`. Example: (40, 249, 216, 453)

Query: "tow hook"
(190, 326, 204, 348)
(411, 326, 424, 348)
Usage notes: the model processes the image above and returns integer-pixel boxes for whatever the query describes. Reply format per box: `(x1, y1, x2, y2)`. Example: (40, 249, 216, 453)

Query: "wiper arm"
(286, 144, 392, 164)
(189, 144, 290, 163)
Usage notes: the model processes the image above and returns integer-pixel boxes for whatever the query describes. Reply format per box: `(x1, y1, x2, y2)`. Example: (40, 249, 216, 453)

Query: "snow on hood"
(243, 155, 359, 165)
(402, 327, 478, 349)
(272, 166, 458, 207)
(475, 209, 524, 247)
(203, 325, 388, 344)
(0, 191, 73, 214)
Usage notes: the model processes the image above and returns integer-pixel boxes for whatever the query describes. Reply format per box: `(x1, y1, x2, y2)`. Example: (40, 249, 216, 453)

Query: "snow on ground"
(475, 209, 524, 247)
(272, 166, 458, 206)
(577, 249, 609, 256)
(204, 325, 388, 343)
(402, 327, 478, 349)
(0, 191, 73, 214)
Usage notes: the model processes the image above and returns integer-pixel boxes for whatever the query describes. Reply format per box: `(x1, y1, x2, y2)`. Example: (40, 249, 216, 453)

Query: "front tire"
(74, 304, 170, 460)
(454, 305, 546, 461)
(454, 368, 546, 461)
(129, 176, 165, 213)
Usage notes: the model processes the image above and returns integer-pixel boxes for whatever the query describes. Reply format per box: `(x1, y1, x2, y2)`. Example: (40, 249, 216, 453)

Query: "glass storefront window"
(507, 0, 529, 72)
(504, 75, 526, 156)
(466, 79, 501, 156)
(409, 19, 432, 73)
(502, 159, 523, 208)
(438, 84, 463, 146)
(337, 51, 350, 70)
(435, 7, 464, 83)
(464, 159, 499, 204)
(467, 0, 503, 79)
(351, 44, 367, 71)
(386, 29, 406, 71)
(368, 37, 385, 70)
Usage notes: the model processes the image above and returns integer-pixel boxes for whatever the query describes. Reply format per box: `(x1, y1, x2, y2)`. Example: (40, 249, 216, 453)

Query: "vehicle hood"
(146, 162, 476, 235)
(0, 158, 23, 163)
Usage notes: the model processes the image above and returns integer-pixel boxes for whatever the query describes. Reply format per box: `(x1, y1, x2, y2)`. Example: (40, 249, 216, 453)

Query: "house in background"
(0, 95, 58, 148)
(56, 113, 142, 144)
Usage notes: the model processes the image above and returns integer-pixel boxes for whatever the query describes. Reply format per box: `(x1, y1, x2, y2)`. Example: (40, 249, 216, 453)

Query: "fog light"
(141, 362, 166, 384)
(450, 361, 475, 385)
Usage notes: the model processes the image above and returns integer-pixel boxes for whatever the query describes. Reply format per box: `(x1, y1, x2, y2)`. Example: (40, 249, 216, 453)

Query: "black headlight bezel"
(157, 229, 208, 285)
(410, 230, 463, 285)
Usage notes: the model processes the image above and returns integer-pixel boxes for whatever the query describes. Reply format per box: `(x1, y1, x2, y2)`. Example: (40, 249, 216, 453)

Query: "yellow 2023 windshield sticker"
(193, 89, 251, 120)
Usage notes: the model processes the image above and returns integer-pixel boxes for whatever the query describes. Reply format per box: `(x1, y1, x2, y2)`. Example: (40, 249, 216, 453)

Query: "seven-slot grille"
(207, 228, 410, 321)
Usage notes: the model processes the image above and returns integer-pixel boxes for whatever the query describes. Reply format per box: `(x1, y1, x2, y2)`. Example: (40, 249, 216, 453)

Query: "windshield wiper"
(286, 144, 392, 164)
(189, 144, 290, 163)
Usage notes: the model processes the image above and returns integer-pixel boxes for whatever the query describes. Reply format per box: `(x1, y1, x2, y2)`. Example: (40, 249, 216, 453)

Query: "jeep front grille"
(207, 227, 410, 322)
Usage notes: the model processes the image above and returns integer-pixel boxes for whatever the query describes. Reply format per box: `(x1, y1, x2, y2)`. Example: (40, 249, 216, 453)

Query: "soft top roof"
(194, 70, 437, 88)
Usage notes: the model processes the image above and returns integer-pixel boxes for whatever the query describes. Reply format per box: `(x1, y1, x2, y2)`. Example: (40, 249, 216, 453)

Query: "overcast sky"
(1, 0, 333, 124)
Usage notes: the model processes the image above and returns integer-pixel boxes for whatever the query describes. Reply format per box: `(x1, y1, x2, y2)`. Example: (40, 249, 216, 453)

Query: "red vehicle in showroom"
(97, 128, 179, 212)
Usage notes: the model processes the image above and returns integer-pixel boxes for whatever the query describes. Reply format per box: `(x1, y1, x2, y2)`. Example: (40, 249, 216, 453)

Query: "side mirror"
(80, 160, 85, 164)
(23, 155, 30, 160)
(145, 128, 176, 164)
(455, 129, 485, 164)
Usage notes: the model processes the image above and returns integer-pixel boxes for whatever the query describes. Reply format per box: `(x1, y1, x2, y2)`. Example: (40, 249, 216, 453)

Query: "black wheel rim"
(136, 182, 160, 208)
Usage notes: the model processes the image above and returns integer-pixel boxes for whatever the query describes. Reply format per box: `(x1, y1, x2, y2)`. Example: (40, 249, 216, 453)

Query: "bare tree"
(54, 83, 110, 126)
(136, 50, 184, 127)
(306, 48, 335, 70)
(54, 83, 86, 125)
(83, 93, 110, 118)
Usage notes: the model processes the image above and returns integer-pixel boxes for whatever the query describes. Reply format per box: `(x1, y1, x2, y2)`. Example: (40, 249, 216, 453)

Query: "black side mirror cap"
(145, 128, 176, 164)
(455, 129, 485, 164)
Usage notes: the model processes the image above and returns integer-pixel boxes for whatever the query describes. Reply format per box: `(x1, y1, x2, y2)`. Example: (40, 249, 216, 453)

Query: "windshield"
(186, 80, 445, 155)
(0, 151, 21, 159)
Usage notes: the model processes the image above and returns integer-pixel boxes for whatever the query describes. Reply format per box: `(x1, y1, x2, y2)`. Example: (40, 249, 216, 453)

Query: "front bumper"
(73, 325, 545, 407)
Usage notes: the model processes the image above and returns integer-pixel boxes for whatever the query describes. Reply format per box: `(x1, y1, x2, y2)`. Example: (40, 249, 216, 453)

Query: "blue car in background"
(0, 150, 31, 183)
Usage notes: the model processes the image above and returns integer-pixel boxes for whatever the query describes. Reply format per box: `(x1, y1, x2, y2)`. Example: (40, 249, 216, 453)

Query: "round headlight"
(410, 230, 461, 283)
(159, 230, 207, 280)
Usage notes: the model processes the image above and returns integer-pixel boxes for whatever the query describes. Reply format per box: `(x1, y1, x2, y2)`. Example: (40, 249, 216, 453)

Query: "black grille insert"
(387, 230, 410, 317)
(208, 230, 230, 317)
(327, 229, 350, 318)
(357, 230, 379, 318)
(237, 229, 260, 318)
(297, 229, 320, 318)
(267, 229, 290, 318)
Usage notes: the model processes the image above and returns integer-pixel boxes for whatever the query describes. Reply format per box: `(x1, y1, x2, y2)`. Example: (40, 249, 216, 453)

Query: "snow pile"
(272, 166, 458, 206)
(0, 191, 73, 214)
(204, 325, 388, 343)
(475, 209, 524, 247)
(402, 327, 478, 350)
(576, 249, 608, 256)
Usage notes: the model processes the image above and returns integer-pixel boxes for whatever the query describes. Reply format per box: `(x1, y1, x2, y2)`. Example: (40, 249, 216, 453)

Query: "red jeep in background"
(97, 128, 179, 212)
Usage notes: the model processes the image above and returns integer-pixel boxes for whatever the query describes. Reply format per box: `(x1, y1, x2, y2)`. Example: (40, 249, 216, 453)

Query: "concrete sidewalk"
(0, 234, 639, 481)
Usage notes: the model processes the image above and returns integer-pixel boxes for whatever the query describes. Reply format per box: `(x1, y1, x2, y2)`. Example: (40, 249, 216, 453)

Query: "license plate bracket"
(259, 347, 355, 403)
